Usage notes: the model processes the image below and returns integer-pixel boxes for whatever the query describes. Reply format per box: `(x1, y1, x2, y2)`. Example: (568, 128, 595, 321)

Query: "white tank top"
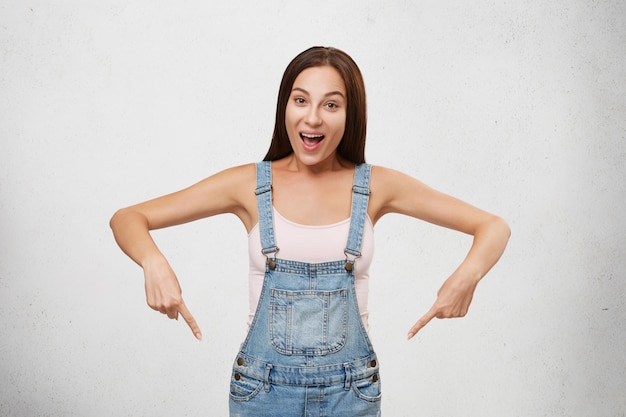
(247, 207, 375, 330)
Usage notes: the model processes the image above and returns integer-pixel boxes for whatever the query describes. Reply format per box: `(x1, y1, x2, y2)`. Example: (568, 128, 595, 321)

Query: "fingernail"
(195, 333, 202, 341)
(407, 332, 414, 340)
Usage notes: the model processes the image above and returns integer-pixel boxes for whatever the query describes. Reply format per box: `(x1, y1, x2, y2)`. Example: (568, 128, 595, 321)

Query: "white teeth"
(301, 133, 324, 139)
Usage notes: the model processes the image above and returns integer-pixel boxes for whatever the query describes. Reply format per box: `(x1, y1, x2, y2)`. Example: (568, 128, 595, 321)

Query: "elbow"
(501, 216, 511, 239)
(109, 207, 150, 233)
(109, 207, 135, 232)
(109, 208, 124, 231)
(475, 214, 510, 244)
(492, 215, 511, 243)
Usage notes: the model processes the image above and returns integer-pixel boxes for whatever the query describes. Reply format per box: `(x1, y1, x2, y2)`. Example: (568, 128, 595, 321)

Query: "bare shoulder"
(368, 165, 401, 223)
(370, 163, 416, 185)
(211, 162, 256, 188)
(368, 165, 431, 223)
(185, 163, 255, 205)
(204, 163, 258, 227)
(370, 165, 412, 186)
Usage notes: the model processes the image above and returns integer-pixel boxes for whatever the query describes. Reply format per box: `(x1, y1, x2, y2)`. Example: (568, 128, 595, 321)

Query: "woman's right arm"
(109, 164, 256, 340)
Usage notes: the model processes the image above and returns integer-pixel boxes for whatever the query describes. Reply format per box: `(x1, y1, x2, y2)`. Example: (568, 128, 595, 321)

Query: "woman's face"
(285, 65, 347, 167)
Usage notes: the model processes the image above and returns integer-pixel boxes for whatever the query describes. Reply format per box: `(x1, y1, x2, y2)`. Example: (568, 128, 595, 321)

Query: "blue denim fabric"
(229, 162, 381, 417)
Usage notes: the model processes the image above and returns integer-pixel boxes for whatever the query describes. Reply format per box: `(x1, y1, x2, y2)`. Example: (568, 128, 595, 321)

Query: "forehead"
(292, 66, 346, 95)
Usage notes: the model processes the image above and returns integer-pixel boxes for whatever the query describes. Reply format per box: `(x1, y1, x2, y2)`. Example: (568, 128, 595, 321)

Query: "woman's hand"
(406, 271, 479, 339)
(110, 165, 258, 343)
(143, 257, 203, 341)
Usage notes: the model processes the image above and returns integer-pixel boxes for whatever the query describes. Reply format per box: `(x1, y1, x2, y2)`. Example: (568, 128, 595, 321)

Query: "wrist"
(140, 252, 168, 271)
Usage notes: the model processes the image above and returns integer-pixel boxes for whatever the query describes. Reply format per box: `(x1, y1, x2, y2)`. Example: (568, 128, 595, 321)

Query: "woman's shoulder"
(203, 163, 258, 230)
(198, 163, 257, 202)
(367, 165, 430, 221)
(220, 162, 257, 173)
(211, 162, 256, 183)
(369, 164, 414, 186)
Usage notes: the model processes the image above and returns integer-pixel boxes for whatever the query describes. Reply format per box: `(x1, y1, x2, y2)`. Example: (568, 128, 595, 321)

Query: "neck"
(284, 153, 350, 175)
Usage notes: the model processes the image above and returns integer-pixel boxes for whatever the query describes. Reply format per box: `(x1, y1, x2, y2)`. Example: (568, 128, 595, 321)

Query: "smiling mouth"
(300, 132, 325, 146)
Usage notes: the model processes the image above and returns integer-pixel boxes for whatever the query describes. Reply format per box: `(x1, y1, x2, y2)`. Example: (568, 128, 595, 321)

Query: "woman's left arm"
(369, 167, 511, 339)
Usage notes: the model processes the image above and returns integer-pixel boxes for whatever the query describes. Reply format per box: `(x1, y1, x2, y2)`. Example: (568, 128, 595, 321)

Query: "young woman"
(110, 46, 510, 416)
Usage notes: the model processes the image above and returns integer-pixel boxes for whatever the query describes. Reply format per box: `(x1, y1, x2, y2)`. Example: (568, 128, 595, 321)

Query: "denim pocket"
(352, 374, 382, 402)
(269, 288, 348, 355)
(229, 371, 263, 402)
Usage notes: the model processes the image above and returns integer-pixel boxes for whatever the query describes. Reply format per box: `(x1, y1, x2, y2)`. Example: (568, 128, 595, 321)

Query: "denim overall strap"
(255, 161, 278, 256)
(344, 163, 372, 259)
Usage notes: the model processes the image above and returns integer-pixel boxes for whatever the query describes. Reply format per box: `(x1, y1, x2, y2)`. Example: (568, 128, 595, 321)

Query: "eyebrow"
(291, 87, 345, 99)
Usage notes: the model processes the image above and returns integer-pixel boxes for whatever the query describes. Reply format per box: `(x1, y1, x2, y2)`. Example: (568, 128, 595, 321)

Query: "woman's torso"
(247, 206, 374, 329)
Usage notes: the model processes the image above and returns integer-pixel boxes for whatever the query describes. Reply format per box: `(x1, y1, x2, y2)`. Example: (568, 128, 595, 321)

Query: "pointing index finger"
(407, 307, 437, 340)
(178, 301, 202, 341)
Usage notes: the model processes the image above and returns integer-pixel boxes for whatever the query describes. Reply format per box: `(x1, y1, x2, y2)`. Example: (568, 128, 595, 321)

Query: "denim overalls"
(229, 161, 382, 417)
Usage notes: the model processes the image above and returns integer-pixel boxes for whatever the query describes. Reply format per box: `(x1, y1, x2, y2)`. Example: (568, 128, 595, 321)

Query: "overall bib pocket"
(269, 288, 348, 356)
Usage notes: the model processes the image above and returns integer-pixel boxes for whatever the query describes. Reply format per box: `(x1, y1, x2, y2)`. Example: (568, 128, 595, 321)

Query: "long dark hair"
(263, 46, 367, 163)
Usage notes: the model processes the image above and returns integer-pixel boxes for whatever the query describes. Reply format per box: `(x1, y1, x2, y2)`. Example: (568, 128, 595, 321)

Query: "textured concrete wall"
(1, 1, 624, 416)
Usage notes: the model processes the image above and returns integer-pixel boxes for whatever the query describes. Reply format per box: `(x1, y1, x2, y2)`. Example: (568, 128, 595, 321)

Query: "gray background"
(1, 1, 624, 416)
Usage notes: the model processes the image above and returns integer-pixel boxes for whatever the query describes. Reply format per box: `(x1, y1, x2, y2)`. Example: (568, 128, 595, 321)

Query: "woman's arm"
(109, 164, 256, 340)
(369, 166, 511, 338)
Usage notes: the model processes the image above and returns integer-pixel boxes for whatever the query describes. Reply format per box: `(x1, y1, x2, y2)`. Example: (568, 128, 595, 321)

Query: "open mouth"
(300, 132, 325, 148)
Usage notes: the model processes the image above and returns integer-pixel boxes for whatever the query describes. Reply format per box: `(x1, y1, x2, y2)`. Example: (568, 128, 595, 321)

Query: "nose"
(305, 106, 322, 126)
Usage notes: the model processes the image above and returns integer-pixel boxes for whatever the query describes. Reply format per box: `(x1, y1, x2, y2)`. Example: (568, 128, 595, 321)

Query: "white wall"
(1, 1, 624, 416)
